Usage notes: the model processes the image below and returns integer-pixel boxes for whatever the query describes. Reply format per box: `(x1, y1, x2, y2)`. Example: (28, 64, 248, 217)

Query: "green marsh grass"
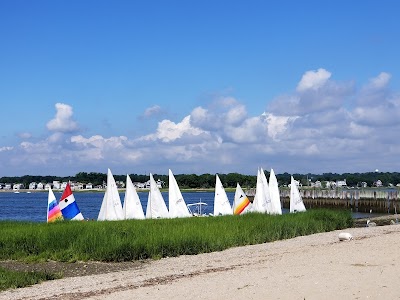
(0, 209, 353, 262)
(0, 267, 60, 291)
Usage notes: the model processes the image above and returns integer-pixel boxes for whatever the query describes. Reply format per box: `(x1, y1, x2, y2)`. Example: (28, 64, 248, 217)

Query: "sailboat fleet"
(46, 167, 306, 222)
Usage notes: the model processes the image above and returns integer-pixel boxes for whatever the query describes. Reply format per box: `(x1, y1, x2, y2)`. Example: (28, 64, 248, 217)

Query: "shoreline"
(1, 225, 399, 299)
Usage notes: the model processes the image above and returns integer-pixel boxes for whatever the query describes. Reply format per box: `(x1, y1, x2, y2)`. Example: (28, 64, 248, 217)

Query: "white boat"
(168, 169, 191, 218)
(213, 174, 233, 216)
(98, 168, 124, 221)
(251, 168, 270, 213)
(123, 174, 145, 220)
(233, 183, 252, 215)
(146, 173, 169, 219)
(290, 176, 306, 213)
(187, 201, 208, 216)
(269, 168, 282, 215)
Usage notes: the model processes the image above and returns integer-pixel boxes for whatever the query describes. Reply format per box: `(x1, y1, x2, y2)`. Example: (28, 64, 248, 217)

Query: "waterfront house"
(44, 183, 52, 190)
(36, 182, 44, 190)
(86, 183, 93, 189)
(53, 181, 61, 189)
(29, 182, 37, 190)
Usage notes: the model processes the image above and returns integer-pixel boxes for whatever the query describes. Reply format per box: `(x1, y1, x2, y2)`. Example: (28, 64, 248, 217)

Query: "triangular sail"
(59, 183, 84, 221)
(168, 169, 191, 218)
(123, 174, 145, 220)
(290, 176, 306, 213)
(233, 183, 251, 215)
(260, 168, 273, 214)
(252, 168, 269, 213)
(269, 168, 282, 215)
(47, 187, 63, 222)
(97, 168, 124, 221)
(146, 173, 169, 219)
(213, 174, 232, 216)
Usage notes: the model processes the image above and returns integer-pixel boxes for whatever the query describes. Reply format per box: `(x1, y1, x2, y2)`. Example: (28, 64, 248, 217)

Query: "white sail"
(260, 168, 273, 214)
(233, 183, 252, 215)
(213, 174, 233, 216)
(290, 176, 306, 213)
(123, 174, 145, 220)
(269, 168, 282, 215)
(97, 168, 124, 221)
(252, 168, 269, 213)
(146, 173, 169, 219)
(168, 169, 191, 218)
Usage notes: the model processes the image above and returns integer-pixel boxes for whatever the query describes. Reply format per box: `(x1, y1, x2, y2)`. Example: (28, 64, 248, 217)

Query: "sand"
(1, 225, 400, 300)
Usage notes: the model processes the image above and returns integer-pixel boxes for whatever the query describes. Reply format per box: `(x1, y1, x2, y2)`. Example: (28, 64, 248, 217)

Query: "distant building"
(29, 182, 37, 190)
(336, 179, 347, 187)
(36, 182, 44, 190)
(86, 183, 93, 189)
(53, 181, 61, 190)
(373, 180, 383, 187)
(44, 183, 52, 190)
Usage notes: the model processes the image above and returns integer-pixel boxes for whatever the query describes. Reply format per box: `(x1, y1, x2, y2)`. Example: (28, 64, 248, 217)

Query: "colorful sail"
(233, 183, 251, 215)
(59, 183, 84, 220)
(47, 187, 63, 222)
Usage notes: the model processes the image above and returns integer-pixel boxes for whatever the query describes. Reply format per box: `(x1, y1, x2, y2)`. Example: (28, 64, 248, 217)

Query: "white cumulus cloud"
(296, 68, 331, 92)
(46, 103, 79, 133)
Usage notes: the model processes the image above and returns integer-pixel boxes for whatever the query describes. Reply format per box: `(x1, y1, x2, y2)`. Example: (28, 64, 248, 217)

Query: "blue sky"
(1, 0, 400, 176)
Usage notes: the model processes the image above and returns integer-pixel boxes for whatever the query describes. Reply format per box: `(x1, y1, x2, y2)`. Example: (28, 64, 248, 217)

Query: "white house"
(85, 183, 93, 189)
(44, 183, 52, 190)
(29, 182, 37, 190)
(36, 182, 44, 190)
(336, 179, 347, 187)
(53, 181, 61, 189)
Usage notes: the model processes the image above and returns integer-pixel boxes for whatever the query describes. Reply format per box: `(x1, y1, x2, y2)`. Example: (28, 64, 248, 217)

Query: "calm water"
(0, 191, 384, 222)
(0, 191, 233, 222)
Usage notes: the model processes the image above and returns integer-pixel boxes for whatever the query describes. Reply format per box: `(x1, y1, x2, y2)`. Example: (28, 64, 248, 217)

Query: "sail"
(123, 174, 145, 220)
(269, 168, 282, 215)
(260, 168, 273, 214)
(213, 174, 233, 216)
(146, 173, 169, 219)
(168, 169, 191, 218)
(59, 183, 84, 221)
(47, 187, 63, 222)
(290, 176, 306, 213)
(252, 168, 268, 213)
(97, 168, 124, 221)
(233, 183, 251, 215)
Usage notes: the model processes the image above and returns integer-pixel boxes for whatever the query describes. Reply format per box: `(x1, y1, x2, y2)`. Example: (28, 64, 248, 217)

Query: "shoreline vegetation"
(0, 209, 352, 291)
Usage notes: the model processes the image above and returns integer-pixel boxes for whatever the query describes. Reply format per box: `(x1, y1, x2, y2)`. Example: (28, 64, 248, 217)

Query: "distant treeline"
(1, 171, 400, 189)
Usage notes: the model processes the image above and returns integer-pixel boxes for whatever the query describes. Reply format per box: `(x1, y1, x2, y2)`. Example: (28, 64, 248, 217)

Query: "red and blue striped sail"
(59, 183, 84, 221)
(47, 187, 63, 222)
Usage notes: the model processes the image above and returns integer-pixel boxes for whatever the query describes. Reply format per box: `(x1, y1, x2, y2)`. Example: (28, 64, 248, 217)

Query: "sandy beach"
(1, 225, 400, 300)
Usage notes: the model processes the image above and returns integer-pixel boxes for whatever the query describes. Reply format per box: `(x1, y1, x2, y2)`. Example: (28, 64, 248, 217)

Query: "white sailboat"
(269, 168, 282, 215)
(290, 176, 306, 213)
(252, 168, 270, 213)
(168, 169, 191, 218)
(233, 183, 252, 215)
(146, 173, 169, 219)
(123, 174, 145, 220)
(98, 168, 124, 221)
(213, 174, 233, 216)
